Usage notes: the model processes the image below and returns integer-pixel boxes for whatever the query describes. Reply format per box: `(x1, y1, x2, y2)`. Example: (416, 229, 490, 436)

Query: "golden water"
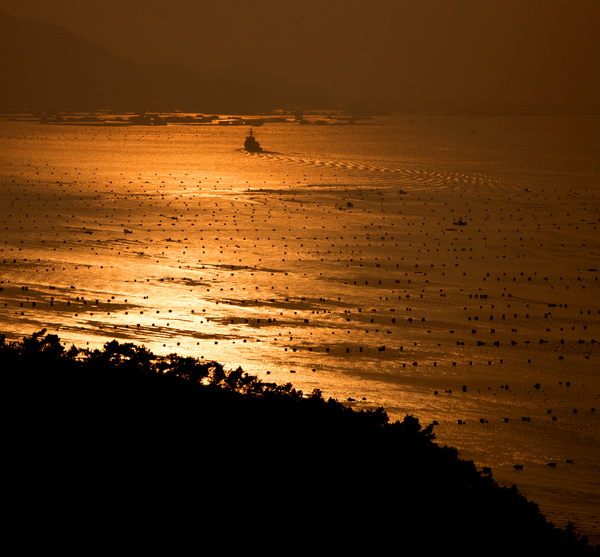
(1, 114, 598, 541)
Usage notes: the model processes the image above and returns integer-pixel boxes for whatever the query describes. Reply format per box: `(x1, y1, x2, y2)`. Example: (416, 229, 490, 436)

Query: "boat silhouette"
(244, 128, 263, 153)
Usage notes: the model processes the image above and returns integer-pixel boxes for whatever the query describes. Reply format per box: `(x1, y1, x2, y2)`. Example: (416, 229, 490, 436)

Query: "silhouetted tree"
(0, 330, 597, 555)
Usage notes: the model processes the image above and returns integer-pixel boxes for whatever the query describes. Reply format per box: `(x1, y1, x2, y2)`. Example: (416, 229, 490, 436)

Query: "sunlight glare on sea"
(1, 114, 599, 541)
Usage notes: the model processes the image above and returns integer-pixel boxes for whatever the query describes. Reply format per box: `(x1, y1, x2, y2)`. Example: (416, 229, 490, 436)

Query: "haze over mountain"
(0, 11, 323, 113)
(1, 0, 599, 114)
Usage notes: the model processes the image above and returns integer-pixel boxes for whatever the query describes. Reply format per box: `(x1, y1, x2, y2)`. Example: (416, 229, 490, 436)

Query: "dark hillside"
(0, 11, 323, 113)
(2, 331, 597, 554)
(0, 10, 134, 111)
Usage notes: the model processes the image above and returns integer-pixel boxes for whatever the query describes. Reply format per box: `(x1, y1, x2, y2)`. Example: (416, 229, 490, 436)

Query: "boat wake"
(243, 150, 523, 191)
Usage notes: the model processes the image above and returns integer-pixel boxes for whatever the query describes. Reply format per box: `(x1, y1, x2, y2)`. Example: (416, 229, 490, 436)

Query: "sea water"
(1, 114, 598, 541)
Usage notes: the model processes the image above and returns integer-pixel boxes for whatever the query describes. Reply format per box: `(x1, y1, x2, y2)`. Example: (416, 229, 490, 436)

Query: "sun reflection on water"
(1, 116, 599, 539)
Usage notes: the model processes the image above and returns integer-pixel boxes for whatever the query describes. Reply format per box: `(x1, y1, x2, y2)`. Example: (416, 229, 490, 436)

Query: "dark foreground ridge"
(3, 330, 597, 554)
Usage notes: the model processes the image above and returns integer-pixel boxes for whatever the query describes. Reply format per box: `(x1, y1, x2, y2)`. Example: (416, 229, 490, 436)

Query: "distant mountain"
(0, 11, 325, 113)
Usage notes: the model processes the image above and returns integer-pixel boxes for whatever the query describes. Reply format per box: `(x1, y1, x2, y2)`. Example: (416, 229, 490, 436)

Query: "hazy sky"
(1, 0, 599, 109)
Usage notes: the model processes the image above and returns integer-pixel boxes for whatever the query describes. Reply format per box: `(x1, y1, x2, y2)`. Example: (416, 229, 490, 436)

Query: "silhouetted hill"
(2, 331, 597, 554)
(0, 11, 325, 113)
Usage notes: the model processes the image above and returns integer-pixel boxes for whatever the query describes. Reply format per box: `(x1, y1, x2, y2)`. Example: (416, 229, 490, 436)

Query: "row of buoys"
(3, 144, 597, 383)
(512, 461, 575, 471)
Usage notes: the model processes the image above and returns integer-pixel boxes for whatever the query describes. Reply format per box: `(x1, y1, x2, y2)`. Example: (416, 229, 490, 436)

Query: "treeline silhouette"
(2, 330, 597, 554)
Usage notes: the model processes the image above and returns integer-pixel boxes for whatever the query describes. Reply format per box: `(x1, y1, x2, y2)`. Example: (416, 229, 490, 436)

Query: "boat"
(244, 128, 263, 152)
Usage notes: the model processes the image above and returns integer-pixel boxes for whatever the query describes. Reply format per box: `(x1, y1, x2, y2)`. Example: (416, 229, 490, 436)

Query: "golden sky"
(1, 0, 599, 110)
